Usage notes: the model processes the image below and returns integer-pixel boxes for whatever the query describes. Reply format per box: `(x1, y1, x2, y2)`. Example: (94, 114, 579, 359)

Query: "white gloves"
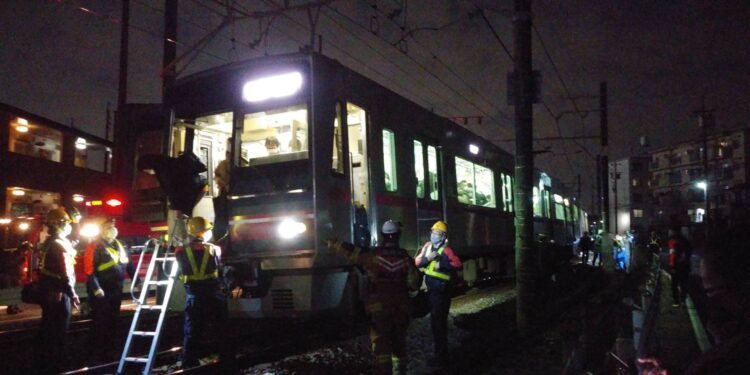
(94, 288, 105, 298)
(424, 248, 438, 262)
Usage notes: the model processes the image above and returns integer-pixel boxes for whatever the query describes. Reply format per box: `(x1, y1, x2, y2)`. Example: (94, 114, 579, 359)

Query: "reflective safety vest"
(96, 240, 129, 272)
(423, 246, 451, 281)
(179, 244, 219, 283)
(40, 239, 76, 280)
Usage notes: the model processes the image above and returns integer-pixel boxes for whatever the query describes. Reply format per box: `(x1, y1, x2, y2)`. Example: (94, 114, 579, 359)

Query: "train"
(117, 52, 587, 319)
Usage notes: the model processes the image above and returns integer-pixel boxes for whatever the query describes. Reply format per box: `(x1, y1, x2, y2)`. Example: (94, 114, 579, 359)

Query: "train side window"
(332, 103, 344, 174)
(383, 129, 398, 192)
(427, 145, 439, 200)
(533, 186, 542, 217)
(414, 140, 425, 198)
(501, 173, 513, 212)
(455, 156, 496, 208)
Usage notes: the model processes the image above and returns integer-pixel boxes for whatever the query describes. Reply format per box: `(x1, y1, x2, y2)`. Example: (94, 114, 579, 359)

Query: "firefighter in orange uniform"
(34, 208, 80, 374)
(328, 220, 421, 374)
(174, 217, 229, 369)
(415, 220, 462, 368)
(83, 217, 136, 359)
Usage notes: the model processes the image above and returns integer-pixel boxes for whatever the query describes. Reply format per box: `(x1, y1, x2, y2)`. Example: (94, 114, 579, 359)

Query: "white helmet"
(381, 220, 401, 235)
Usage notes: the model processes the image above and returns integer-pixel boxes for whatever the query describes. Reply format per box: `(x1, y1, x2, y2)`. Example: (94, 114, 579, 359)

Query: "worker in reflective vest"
(328, 220, 421, 374)
(34, 207, 80, 374)
(83, 217, 136, 360)
(414, 220, 462, 368)
(174, 217, 228, 369)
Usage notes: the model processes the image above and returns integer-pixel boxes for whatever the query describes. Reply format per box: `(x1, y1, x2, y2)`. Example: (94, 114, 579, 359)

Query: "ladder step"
(138, 304, 165, 310)
(154, 257, 176, 262)
(144, 280, 172, 286)
(132, 331, 157, 337)
(125, 357, 149, 363)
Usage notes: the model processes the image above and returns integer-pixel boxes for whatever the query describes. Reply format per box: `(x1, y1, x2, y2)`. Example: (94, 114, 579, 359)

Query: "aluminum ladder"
(117, 240, 179, 374)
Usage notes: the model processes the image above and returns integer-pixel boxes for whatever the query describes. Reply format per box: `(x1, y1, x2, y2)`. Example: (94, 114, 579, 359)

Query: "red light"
(106, 198, 122, 207)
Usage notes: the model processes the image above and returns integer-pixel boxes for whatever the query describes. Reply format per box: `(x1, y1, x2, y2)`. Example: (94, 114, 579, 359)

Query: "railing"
(635, 254, 663, 374)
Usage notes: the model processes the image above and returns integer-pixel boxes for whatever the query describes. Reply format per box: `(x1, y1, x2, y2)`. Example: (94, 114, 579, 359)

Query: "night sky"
(1, 0, 749, 212)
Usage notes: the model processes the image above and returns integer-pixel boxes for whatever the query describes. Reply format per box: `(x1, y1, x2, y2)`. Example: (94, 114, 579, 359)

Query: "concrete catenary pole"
(513, 0, 536, 335)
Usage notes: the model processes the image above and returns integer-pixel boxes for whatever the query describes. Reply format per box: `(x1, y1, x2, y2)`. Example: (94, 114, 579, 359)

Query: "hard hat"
(46, 208, 72, 225)
(96, 217, 116, 230)
(381, 220, 401, 235)
(187, 217, 213, 236)
(431, 220, 448, 233)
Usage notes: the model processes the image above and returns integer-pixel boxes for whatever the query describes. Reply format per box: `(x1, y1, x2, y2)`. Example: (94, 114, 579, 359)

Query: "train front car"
(167, 54, 355, 319)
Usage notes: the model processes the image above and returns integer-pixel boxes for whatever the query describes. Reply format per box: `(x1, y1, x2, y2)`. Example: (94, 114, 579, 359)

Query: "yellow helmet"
(187, 217, 213, 237)
(95, 216, 116, 230)
(431, 220, 448, 233)
(46, 208, 72, 226)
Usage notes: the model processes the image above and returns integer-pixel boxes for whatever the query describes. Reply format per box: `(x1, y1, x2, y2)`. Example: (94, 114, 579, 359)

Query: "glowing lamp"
(12, 189, 25, 196)
(469, 144, 480, 155)
(106, 198, 122, 207)
(277, 218, 307, 239)
(242, 72, 302, 102)
(75, 137, 87, 150)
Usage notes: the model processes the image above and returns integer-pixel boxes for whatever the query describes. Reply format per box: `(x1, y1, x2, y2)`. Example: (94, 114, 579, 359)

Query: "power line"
(325, 2, 514, 137)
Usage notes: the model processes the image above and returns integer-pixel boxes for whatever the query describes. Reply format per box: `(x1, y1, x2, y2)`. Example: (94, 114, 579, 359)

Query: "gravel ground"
(237, 283, 569, 375)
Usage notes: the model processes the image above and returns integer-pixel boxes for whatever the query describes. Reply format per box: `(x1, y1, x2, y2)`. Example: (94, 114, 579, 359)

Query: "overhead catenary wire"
(325, 2, 514, 137)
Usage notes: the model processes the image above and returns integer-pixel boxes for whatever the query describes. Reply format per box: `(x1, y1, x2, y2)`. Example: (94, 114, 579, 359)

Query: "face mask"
(102, 227, 118, 242)
(61, 223, 73, 237)
(202, 230, 213, 242)
(430, 233, 444, 247)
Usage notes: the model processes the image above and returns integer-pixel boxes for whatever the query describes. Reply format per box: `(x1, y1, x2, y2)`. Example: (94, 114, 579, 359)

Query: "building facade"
(649, 127, 749, 232)
(608, 156, 652, 236)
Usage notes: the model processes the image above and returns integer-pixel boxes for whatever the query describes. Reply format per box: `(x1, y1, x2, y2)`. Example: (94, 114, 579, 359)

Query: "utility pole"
(117, 0, 129, 109)
(599, 81, 609, 232)
(163, 0, 178, 99)
(513, 0, 535, 335)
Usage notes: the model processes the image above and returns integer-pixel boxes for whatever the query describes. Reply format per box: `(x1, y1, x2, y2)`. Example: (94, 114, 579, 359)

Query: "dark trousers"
(34, 292, 71, 374)
(671, 268, 689, 304)
(369, 308, 410, 374)
(428, 288, 451, 362)
(591, 251, 602, 266)
(182, 285, 228, 369)
(581, 249, 590, 265)
(88, 285, 123, 359)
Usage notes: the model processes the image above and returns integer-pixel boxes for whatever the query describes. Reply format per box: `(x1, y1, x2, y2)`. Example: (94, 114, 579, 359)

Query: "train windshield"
(239, 104, 308, 166)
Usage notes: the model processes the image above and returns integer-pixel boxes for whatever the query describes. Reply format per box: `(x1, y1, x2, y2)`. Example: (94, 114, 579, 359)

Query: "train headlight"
(277, 218, 306, 239)
(243, 72, 302, 102)
(80, 223, 101, 238)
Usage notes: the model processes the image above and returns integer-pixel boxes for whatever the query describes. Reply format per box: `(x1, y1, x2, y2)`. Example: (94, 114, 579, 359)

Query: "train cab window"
(332, 103, 344, 174)
(383, 129, 398, 192)
(414, 140, 425, 198)
(455, 157, 496, 208)
(134, 130, 163, 190)
(501, 173, 513, 212)
(427, 145, 439, 200)
(239, 104, 308, 166)
(8, 117, 62, 163)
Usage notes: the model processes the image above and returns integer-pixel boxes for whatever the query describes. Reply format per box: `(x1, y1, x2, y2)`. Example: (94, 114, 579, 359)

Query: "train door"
(170, 112, 233, 222)
(414, 140, 443, 250)
(346, 103, 373, 247)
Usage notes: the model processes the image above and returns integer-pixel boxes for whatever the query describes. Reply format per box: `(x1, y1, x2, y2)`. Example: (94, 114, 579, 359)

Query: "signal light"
(106, 198, 122, 207)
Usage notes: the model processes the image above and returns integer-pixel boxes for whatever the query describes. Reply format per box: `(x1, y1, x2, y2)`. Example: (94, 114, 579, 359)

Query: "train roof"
(168, 52, 582, 206)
